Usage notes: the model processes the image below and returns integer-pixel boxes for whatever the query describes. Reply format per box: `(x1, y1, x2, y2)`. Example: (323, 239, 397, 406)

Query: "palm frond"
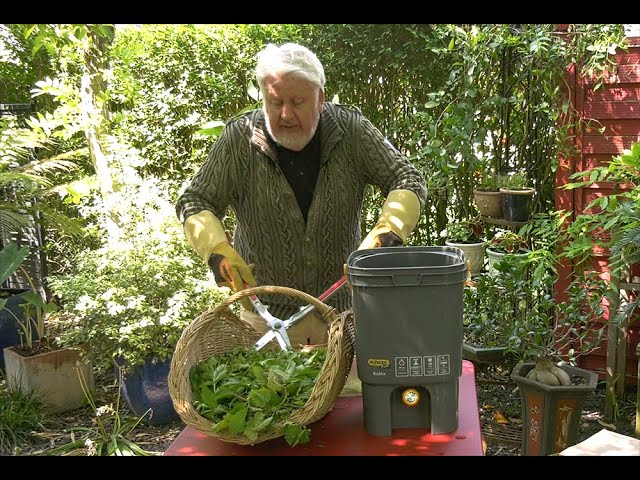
(35, 205, 86, 238)
(21, 158, 80, 175)
(0, 171, 52, 188)
(45, 148, 89, 161)
(0, 208, 33, 232)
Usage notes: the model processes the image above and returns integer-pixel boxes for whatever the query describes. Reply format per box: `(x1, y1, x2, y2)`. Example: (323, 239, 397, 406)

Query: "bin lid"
(347, 246, 466, 283)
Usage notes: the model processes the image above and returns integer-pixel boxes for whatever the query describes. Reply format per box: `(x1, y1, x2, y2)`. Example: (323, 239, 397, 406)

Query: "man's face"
(262, 73, 324, 151)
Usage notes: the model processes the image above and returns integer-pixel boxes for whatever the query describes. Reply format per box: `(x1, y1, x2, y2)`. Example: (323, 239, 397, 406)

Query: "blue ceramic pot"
(115, 356, 179, 426)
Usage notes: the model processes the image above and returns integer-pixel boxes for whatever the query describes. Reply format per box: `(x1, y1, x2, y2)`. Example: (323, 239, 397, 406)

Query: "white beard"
(264, 110, 320, 151)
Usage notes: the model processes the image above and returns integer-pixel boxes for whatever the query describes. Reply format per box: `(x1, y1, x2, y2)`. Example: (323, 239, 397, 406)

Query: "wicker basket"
(168, 285, 355, 445)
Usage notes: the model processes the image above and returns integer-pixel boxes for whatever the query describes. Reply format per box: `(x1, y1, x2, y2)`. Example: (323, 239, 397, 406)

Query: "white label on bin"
(409, 356, 423, 376)
(438, 354, 451, 375)
(395, 357, 408, 376)
(395, 355, 449, 376)
(424, 356, 437, 376)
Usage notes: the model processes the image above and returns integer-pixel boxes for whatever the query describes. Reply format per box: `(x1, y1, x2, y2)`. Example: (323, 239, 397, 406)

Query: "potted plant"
(462, 259, 524, 364)
(49, 215, 228, 425)
(444, 218, 487, 276)
(1, 243, 95, 413)
(485, 230, 530, 276)
(0, 243, 34, 374)
(473, 172, 508, 219)
(508, 270, 609, 456)
(499, 172, 536, 222)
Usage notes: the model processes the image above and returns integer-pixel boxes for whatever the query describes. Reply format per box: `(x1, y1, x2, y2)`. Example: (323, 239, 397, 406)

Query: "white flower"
(101, 288, 117, 301)
(75, 295, 97, 312)
(85, 438, 97, 456)
(120, 325, 133, 335)
(107, 301, 126, 316)
(126, 297, 143, 309)
(96, 404, 115, 417)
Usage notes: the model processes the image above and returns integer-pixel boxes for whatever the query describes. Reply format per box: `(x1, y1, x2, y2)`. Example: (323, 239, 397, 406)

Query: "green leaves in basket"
(190, 347, 326, 446)
(284, 423, 310, 447)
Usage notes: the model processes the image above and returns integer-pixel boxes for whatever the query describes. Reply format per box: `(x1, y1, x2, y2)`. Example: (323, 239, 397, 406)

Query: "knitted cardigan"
(176, 103, 427, 318)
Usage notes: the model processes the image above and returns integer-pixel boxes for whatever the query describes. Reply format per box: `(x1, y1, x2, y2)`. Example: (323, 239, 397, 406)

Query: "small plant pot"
(511, 362, 598, 456)
(462, 343, 510, 364)
(500, 187, 535, 222)
(485, 248, 530, 276)
(445, 240, 487, 275)
(473, 190, 503, 218)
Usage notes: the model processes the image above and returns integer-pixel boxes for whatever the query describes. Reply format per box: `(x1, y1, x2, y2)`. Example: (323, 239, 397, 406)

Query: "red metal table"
(164, 359, 483, 456)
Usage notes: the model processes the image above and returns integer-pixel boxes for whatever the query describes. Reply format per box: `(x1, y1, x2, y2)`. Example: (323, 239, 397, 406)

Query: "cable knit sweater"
(176, 103, 427, 318)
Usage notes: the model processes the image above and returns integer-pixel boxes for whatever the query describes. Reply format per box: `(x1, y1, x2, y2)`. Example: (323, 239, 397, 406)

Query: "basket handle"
(213, 285, 336, 320)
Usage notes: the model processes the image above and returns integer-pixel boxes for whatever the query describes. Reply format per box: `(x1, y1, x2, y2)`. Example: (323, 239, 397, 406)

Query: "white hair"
(255, 43, 325, 93)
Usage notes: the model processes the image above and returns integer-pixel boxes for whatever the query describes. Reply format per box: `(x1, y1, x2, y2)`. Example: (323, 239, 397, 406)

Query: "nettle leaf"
(209, 364, 228, 386)
(194, 402, 218, 421)
(297, 364, 322, 379)
(248, 387, 272, 408)
(266, 371, 285, 393)
(210, 384, 242, 404)
(283, 423, 310, 447)
(251, 364, 266, 383)
(227, 405, 248, 434)
(200, 386, 218, 410)
(245, 412, 273, 441)
(286, 380, 301, 396)
(270, 364, 293, 383)
(212, 415, 229, 433)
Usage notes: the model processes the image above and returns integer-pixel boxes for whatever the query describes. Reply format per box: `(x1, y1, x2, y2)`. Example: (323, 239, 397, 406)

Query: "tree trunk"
(80, 25, 122, 238)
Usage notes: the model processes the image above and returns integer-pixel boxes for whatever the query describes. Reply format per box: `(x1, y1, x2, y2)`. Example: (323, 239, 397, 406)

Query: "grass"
(0, 377, 46, 453)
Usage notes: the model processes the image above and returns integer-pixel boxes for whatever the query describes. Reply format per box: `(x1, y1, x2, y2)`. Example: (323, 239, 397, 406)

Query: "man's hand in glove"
(358, 189, 421, 250)
(207, 242, 257, 292)
(360, 225, 404, 249)
(183, 210, 257, 309)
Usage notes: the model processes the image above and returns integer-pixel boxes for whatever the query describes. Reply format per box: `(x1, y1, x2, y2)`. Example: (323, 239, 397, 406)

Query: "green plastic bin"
(346, 246, 466, 436)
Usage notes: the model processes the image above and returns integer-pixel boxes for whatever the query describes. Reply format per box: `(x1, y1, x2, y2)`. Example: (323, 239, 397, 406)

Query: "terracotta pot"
(3, 346, 95, 413)
(473, 190, 503, 218)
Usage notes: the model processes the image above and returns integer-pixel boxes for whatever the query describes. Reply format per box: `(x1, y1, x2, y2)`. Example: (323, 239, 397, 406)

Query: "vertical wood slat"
(554, 61, 578, 306)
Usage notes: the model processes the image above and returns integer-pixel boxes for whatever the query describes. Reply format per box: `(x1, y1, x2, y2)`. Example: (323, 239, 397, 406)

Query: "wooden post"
(605, 273, 621, 422)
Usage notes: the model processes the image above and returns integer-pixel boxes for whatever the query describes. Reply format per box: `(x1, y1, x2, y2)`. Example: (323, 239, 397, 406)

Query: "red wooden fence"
(557, 35, 640, 384)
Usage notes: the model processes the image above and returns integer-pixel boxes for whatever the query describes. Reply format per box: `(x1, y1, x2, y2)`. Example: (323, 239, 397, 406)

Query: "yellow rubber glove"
(359, 189, 422, 250)
(183, 210, 229, 262)
(207, 242, 257, 293)
(184, 211, 257, 309)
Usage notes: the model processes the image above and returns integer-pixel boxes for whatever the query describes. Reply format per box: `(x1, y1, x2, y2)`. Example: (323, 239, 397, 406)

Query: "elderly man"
(176, 43, 427, 346)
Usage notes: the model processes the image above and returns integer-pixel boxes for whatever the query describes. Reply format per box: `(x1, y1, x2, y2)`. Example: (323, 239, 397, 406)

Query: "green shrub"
(49, 199, 227, 374)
